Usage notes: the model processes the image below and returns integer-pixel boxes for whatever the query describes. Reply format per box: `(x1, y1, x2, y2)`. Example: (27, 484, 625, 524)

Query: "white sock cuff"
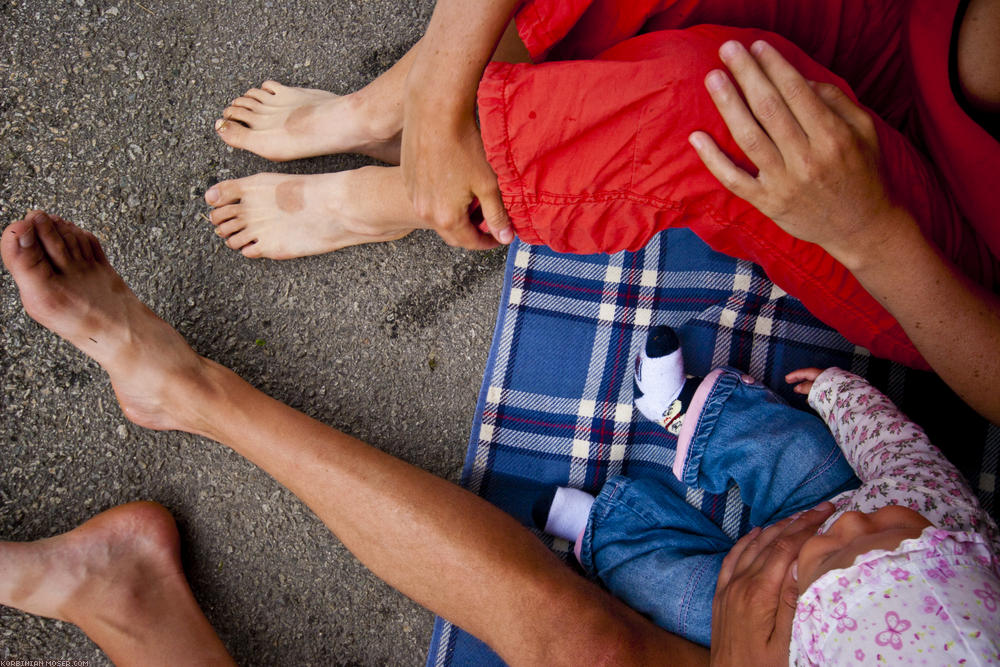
(634, 347, 685, 423)
(544, 487, 595, 542)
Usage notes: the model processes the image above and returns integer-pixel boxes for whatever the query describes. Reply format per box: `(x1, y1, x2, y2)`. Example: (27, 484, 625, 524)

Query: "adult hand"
(689, 40, 904, 264)
(710, 502, 835, 666)
(402, 70, 513, 251)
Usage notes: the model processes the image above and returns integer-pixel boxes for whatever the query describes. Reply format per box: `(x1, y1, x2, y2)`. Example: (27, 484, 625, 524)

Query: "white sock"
(543, 487, 595, 542)
(634, 325, 685, 424)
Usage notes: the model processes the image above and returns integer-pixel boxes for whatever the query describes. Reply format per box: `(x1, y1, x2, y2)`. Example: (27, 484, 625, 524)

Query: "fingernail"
(688, 132, 705, 150)
(215, 119, 226, 131)
(750, 41, 767, 56)
(206, 186, 219, 205)
(791, 561, 798, 581)
(719, 41, 741, 61)
(499, 227, 514, 244)
(18, 227, 35, 248)
(706, 70, 726, 91)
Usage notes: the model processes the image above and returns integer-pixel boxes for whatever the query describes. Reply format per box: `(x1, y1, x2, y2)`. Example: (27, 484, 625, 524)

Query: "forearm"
(408, 0, 521, 109)
(808, 368, 942, 481)
(185, 358, 706, 666)
(829, 209, 1000, 424)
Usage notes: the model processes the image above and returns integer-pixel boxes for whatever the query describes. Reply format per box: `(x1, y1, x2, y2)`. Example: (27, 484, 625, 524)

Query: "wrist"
(407, 43, 483, 110)
(405, 67, 477, 118)
(823, 207, 918, 274)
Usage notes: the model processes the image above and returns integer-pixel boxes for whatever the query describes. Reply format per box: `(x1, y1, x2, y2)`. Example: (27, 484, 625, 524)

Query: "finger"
(784, 368, 822, 383)
(717, 41, 807, 154)
(734, 503, 833, 579)
(773, 560, 801, 645)
(791, 381, 813, 395)
(717, 525, 761, 591)
(703, 68, 784, 173)
(811, 81, 878, 144)
(689, 131, 761, 199)
(476, 188, 514, 245)
(435, 210, 501, 251)
(748, 41, 836, 139)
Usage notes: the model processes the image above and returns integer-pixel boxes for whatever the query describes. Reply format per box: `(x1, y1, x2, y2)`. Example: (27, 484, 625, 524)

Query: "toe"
(214, 118, 253, 151)
(209, 204, 240, 225)
(231, 96, 263, 111)
(58, 217, 96, 262)
(84, 230, 109, 264)
(1, 217, 54, 283)
(244, 87, 274, 102)
(225, 229, 257, 250)
(35, 212, 74, 271)
(215, 219, 246, 238)
(260, 80, 283, 94)
(205, 178, 243, 207)
(52, 216, 85, 263)
(222, 105, 256, 126)
(241, 241, 264, 258)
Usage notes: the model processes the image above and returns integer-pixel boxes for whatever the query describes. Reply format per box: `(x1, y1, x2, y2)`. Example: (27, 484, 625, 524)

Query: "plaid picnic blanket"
(426, 229, 999, 667)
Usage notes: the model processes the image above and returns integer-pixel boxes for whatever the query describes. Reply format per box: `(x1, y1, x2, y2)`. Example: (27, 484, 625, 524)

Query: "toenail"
(206, 186, 219, 204)
(215, 119, 226, 131)
(18, 230, 35, 248)
(499, 228, 514, 244)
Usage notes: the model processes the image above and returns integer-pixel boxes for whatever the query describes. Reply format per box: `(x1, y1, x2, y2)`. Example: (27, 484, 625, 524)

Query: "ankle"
(347, 89, 402, 145)
(169, 356, 237, 439)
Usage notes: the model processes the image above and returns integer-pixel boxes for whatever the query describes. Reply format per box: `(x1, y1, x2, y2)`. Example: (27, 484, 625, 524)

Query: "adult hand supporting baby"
(690, 40, 1000, 425)
(401, 0, 517, 251)
(709, 502, 835, 666)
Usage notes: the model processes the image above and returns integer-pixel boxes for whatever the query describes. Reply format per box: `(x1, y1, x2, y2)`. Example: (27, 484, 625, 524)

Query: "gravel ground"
(0, 0, 507, 664)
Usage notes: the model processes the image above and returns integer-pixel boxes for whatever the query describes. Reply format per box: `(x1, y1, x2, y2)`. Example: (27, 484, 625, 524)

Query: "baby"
(534, 326, 1000, 662)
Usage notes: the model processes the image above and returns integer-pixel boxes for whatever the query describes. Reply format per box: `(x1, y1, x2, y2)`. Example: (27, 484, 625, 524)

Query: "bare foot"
(1, 212, 211, 431)
(0, 502, 183, 623)
(215, 81, 401, 163)
(204, 167, 419, 259)
(0, 502, 234, 665)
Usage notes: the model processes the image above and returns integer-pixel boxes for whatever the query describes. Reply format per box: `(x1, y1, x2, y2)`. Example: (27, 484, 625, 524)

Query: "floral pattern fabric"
(808, 368, 999, 547)
(790, 528, 1000, 665)
(787, 369, 1000, 665)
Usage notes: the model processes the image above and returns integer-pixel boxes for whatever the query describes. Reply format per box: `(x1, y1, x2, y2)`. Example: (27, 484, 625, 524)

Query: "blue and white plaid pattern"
(427, 230, 999, 667)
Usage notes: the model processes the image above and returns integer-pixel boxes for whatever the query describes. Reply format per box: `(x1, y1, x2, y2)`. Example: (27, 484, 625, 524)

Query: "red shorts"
(476, 0, 1000, 369)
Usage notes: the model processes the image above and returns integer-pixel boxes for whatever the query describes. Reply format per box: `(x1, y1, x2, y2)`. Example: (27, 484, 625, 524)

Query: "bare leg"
(0, 501, 234, 667)
(1, 212, 707, 666)
(214, 19, 531, 163)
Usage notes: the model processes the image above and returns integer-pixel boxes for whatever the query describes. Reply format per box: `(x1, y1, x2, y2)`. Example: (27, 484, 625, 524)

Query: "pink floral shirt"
(787, 369, 1000, 665)
(808, 368, 998, 548)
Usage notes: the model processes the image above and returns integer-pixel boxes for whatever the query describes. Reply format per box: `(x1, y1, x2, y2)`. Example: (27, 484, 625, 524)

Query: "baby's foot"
(633, 325, 704, 434)
(215, 81, 401, 163)
(1, 212, 210, 431)
(204, 167, 417, 260)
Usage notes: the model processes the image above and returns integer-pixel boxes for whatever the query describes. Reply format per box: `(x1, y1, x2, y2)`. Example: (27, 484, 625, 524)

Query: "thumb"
(476, 185, 514, 244)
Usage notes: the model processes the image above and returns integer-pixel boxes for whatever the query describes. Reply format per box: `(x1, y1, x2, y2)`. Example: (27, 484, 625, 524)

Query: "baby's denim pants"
(577, 367, 859, 646)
